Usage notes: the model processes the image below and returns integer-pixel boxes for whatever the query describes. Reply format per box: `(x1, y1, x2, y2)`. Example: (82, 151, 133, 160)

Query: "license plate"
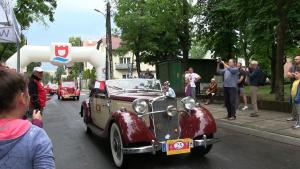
(164, 138, 192, 155)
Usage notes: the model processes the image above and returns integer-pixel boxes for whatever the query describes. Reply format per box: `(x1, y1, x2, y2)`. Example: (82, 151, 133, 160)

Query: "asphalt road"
(43, 93, 300, 169)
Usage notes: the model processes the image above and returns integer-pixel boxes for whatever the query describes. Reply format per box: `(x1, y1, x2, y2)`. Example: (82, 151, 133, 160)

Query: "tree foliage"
(68, 37, 84, 79)
(115, 0, 193, 74)
(0, 0, 57, 61)
(194, 0, 300, 101)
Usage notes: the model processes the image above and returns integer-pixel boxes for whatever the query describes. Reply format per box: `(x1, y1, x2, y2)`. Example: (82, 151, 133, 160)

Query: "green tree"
(0, 0, 57, 61)
(26, 62, 42, 76)
(195, 0, 300, 101)
(55, 65, 65, 82)
(115, 0, 193, 73)
(68, 37, 84, 79)
(190, 40, 207, 59)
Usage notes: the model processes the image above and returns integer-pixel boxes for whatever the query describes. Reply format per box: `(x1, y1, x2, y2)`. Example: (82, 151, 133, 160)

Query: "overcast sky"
(23, 0, 109, 71)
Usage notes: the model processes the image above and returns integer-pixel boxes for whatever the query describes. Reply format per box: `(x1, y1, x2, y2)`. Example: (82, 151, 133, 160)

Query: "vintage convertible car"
(80, 79, 218, 167)
(57, 81, 80, 100)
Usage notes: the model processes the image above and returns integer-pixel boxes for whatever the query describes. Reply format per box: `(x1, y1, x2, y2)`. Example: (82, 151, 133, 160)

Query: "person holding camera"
(217, 59, 239, 120)
(0, 69, 55, 168)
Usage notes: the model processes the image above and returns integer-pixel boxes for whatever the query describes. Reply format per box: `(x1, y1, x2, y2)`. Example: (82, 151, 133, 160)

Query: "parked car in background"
(80, 79, 218, 168)
(58, 81, 80, 100)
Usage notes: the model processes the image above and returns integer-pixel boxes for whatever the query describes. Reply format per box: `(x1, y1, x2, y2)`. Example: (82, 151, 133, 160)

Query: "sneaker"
(287, 117, 296, 121)
(242, 106, 248, 111)
(250, 113, 259, 117)
(292, 124, 300, 129)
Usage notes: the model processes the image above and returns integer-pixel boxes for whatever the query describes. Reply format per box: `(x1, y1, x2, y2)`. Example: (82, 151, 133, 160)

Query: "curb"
(217, 120, 300, 147)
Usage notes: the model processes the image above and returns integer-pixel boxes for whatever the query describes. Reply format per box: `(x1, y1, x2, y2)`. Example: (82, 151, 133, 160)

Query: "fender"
(111, 111, 155, 145)
(179, 106, 216, 139)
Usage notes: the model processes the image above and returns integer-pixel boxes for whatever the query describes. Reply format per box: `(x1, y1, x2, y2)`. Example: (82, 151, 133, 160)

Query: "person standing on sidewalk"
(28, 67, 46, 116)
(248, 60, 261, 117)
(217, 59, 239, 120)
(287, 55, 300, 121)
(236, 62, 248, 110)
(185, 67, 201, 100)
(290, 69, 300, 129)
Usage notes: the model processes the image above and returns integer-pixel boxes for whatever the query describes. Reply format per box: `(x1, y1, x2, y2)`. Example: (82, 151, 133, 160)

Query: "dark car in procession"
(80, 79, 218, 168)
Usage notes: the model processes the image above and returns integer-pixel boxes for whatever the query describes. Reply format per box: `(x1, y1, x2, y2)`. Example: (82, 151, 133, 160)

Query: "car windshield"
(106, 79, 161, 94)
(61, 82, 75, 87)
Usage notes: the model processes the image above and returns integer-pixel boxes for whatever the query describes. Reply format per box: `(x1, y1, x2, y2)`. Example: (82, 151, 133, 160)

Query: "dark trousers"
(224, 87, 237, 118)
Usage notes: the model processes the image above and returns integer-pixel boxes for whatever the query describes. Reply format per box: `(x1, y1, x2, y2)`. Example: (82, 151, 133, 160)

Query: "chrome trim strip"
(138, 110, 166, 117)
(193, 138, 220, 148)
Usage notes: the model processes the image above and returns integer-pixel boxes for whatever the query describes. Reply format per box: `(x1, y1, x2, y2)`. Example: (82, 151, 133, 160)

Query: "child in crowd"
(291, 69, 300, 129)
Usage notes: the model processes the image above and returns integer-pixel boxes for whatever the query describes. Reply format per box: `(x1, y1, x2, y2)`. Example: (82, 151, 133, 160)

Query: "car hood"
(110, 92, 163, 102)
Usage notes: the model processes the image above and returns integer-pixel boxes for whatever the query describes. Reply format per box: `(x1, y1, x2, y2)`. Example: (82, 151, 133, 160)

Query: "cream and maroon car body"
(80, 79, 218, 168)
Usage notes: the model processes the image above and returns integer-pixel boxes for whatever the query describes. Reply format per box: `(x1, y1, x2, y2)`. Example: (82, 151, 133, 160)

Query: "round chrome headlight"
(181, 97, 196, 110)
(132, 99, 148, 114)
(166, 105, 177, 117)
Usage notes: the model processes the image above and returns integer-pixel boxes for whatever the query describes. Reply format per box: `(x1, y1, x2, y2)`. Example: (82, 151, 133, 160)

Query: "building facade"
(82, 36, 156, 79)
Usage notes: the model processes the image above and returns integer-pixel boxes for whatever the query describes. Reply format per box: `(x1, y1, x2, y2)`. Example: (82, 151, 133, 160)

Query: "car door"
(90, 89, 110, 129)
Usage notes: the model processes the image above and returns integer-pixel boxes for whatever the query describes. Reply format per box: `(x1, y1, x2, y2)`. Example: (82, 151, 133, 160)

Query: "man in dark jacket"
(248, 61, 261, 117)
(28, 67, 46, 114)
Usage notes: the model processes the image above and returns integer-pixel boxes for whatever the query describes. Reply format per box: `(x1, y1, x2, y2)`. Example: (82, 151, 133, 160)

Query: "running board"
(87, 123, 105, 138)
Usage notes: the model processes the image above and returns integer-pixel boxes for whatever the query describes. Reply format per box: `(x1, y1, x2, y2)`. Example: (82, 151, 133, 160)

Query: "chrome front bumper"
(122, 135, 219, 155)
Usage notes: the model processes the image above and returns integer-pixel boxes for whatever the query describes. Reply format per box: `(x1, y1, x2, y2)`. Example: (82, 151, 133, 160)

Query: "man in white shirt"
(185, 67, 201, 99)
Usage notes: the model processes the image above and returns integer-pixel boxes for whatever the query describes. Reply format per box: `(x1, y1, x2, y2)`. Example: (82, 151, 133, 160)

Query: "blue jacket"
(0, 119, 55, 169)
(217, 67, 239, 88)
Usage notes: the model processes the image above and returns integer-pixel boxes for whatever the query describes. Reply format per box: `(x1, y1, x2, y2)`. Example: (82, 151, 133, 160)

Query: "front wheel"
(110, 123, 125, 168)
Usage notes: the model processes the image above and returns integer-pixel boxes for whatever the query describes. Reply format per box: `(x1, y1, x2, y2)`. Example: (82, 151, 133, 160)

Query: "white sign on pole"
(0, 0, 21, 43)
(0, 26, 18, 43)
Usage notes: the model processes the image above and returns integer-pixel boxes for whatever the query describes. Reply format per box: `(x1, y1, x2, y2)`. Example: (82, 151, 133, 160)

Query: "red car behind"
(57, 81, 80, 100)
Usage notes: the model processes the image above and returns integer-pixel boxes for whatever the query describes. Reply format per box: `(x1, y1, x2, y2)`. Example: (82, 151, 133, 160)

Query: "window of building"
(122, 74, 131, 79)
(119, 57, 131, 64)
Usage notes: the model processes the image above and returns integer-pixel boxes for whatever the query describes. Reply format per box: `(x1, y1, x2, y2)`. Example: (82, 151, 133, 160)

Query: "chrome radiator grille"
(151, 97, 179, 141)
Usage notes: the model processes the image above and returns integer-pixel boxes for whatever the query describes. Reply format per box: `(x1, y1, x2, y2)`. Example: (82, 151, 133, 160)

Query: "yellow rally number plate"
(166, 138, 192, 155)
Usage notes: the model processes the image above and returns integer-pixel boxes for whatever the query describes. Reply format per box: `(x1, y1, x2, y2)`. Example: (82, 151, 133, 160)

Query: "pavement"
(203, 103, 300, 147)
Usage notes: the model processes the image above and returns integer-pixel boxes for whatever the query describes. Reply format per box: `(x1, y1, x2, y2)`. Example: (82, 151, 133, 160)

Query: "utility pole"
(106, 2, 113, 79)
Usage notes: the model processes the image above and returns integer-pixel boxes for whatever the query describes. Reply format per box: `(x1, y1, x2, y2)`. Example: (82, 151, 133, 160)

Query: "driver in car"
(163, 81, 176, 98)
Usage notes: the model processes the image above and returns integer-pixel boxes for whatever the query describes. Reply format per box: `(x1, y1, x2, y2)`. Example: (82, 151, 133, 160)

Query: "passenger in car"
(163, 81, 176, 98)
